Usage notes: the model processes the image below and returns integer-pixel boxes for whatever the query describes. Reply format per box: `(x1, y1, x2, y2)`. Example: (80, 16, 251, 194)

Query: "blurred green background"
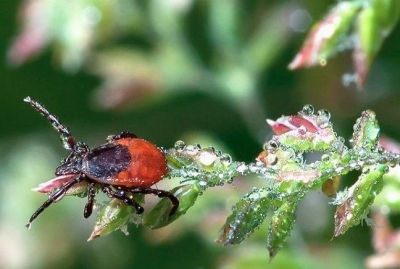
(1, 1, 400, 268)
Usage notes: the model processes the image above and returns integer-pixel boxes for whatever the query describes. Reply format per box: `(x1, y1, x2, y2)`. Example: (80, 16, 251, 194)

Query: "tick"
(24, 96, 179, 228)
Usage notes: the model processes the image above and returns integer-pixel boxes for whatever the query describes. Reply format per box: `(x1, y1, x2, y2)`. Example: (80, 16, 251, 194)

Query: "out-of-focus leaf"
(9, 0, 139, 71)
(291, 0, 400, 87)
(89, 49, 163, 110)
(353, 6, 382, 87)
(289, 2, 361, 69)
(371, 0, 400, 34)
(209, 0, 239, 54)
(365, 211, 400, 269)
(374, 167, 400, 213)
(353, 0, 400, 86)
(243, 4, 294, 74)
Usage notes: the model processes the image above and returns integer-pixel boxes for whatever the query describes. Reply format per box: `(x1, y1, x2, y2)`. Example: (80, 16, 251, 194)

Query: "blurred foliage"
(289, 0, 400, 87)
(1, 0, 400, 269)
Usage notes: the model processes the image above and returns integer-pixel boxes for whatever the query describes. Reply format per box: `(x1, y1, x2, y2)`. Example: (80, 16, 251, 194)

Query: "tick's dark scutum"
(84, 144, 131, 180)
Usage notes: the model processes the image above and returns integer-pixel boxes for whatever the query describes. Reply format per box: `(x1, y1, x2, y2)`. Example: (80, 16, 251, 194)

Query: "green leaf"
(266, 198, 298, 259)
(143, 184, 201, 229)
(334, 164, 388, 237)
(351, 110, 380, 150)
(216, 188, 270, 245)
(371, 0, 400, 35)
(88, 198, 135, 241)
(374, 169, 400, 213)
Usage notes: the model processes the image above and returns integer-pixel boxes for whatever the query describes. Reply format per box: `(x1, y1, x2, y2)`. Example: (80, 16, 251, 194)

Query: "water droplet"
(361, 167, 370, 174)
(267, 153, 278, 166)
(365, 158, 375, 165)
(318, 109, 330, 118)
(321, 154, 330, 162)
(301, 104, 314, 115)
(198, 181, 207, 187)
(174, 140, 186, 151)
(237, 163, 248, 174)
(267, 140, 280, 152)
(262, 142, 269, 151)
(185, 144, 200, 156)
(378, 147, 385, 154)
(249, 163, 261, 173)
(317, 109, 331, 127)
(378, 156, 387, 164)
(198, 151, 217, 166)
(220, 153, 232, 166)
(285, 148, 296, 159)
(332, 141, 344, 152)
(249, 192, 261, 200)
(383, 166, 389, 173)
(335, 167, 344, 173)
(205, 146, 216, 153)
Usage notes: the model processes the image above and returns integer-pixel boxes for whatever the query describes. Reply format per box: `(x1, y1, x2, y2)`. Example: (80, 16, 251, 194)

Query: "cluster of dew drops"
(164, 140, 249, 189)
(304, 105, 400, 179)
(165, 104, 400, 193)
(245, 104, 337, 175)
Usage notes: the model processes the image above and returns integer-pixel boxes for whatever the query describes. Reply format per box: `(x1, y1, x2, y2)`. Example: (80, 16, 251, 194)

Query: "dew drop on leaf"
(185, 144, 200, 156)
(220, 153, 232, 166)
(198, 151, 216, 166)
(301, 104, 314, 115)
(266, 140, 280, 152)
(174, 140, 186, 151)
(321, 154, 330, 162)
(317, 109, 331, 127)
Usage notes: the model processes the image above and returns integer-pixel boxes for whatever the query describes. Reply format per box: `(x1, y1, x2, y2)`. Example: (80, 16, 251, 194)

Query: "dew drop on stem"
(174, 140, 186, 151)
(301, 104, 314, 115)
(220, 153, 232, 166)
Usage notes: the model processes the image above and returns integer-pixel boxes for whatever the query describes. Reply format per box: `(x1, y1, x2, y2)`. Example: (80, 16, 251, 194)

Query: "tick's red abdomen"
(83, 138, 168, 188)
(114, 138, 168, 187)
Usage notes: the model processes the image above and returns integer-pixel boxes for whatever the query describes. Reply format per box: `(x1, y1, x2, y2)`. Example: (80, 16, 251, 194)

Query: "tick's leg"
(130, 188, 179, 216)
(101, 185, 144, 214)
(84, 183, 97, 218)
(26, 174, 85, 228)
(24, 96, 76, 150)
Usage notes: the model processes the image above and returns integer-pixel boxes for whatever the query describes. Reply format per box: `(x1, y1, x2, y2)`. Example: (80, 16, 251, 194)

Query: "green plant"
(32, 104, 400, 260)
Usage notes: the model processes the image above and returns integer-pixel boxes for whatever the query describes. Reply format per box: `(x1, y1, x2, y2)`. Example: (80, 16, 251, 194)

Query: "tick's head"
(56, 142, 90, 175)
